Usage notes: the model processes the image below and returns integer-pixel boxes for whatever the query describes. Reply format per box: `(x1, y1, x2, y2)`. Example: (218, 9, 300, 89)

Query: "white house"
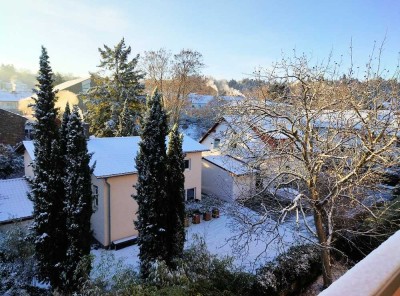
(188, 93, 215, 109)
(199, 115, 290, 201)
(23, 135, 208, 247)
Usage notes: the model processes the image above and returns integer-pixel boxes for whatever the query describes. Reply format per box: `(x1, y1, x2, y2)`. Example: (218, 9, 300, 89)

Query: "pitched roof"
(53, 77, 90, 92)
(203, 155, 256, 176)
(23, 135, 209, 178)
(199, 115, 288, 143)
(0, 178, 33, 224)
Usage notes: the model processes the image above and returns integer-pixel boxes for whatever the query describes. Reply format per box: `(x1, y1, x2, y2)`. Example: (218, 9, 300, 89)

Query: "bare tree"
(142, 49, 205, 124)
(223, 46, 400, 287)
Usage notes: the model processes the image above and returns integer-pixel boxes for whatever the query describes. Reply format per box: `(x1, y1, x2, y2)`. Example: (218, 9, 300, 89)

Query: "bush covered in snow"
(82, 236, 255, 295)
(0, 144, 24, 179)
(252, 244, 321, 296)
(0, 224, 49, 295)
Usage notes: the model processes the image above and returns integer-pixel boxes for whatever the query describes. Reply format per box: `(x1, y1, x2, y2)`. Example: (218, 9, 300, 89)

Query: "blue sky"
(1, 0, 399, 79)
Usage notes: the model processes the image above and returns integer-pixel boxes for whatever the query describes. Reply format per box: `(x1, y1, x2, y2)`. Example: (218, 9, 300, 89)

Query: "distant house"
(200, 115, 288, 158)
(23, 135, 208, 247)
(199, 115, 289, 201)
(18, 77, 91, 117)
(0, 109, 33, 146)
(0, 178, 33, 230)
(188, 93, 215, 109)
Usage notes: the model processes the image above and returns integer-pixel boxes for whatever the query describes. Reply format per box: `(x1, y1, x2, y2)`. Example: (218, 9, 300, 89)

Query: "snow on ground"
(91, 202, 314, 275)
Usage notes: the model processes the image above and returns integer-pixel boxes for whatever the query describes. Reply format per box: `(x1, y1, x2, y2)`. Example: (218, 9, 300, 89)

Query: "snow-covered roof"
(23, 135, 208, 178)
(54, 77, 90, 92)
(223, 115, 289, 140)
(0, 90, 32, 102)
(20, 77, 91, 101)
(0, 178, 33, 224)
(203, 155, 256, 176)
(189, 93, 214, 105)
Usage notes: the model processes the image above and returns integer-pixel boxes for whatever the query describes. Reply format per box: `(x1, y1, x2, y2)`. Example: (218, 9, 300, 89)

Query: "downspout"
(105, 178, 111, 247)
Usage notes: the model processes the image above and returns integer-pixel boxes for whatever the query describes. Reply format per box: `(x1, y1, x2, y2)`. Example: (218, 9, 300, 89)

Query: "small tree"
(30, 46, 67, 290)
(61, 105, 94, 293)
(142, 48, 204, 124)
(134, 89, 169, 278)
(165, 124, 186, 266)
(83, 38, 145, 137)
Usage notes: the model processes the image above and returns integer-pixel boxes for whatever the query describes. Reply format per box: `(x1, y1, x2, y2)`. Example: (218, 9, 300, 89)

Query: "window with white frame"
(184, 159, 191, 170)
(92, 185, 99, 210)
(186, 188, 196, 201)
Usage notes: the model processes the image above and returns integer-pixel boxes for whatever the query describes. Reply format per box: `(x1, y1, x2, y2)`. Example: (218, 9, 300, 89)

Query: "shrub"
(252, 244, 321, 296)
(0, 144, 24, 179)
(334, 196, 400, 262)
(0, 223, 49, 295)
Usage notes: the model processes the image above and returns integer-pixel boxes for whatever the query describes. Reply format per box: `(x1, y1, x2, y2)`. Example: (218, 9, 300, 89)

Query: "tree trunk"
(313, 209, 333, 287)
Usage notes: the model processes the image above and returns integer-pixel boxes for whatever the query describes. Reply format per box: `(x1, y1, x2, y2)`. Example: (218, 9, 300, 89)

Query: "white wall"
(201, 121, 229, 155)
(90, 176, 107, 246)
(232, 174, 256, 200)
(23, 150, 34, 178)
(202, 159, 234, 201)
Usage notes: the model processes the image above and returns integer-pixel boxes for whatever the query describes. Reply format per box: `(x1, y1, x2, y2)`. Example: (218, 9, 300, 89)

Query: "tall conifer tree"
(134, 89, 169, 278)
(62, 105, 94, 293)
(83, 38, 145, 137)
(165, 124, 186, 266)
(31, 46, 67, 289)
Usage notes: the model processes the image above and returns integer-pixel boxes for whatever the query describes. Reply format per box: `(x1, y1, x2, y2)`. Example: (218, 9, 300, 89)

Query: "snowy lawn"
(91, 201, 314, 275)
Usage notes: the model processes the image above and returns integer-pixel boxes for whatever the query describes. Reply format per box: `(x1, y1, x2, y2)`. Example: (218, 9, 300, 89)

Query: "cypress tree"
(31, 46, 67, 289)
(134, 88, 169, 278)
(62, 105, 94, 293)
(165, 124, 186, 266)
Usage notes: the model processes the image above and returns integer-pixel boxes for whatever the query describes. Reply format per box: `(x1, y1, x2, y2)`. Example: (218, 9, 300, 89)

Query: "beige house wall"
(108, 174, 138, 243)
(184, 151, 202, 200)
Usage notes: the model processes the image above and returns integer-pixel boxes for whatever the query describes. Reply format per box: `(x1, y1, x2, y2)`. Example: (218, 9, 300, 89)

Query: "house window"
(92, 185, 99, 210)
(186, 188, 196, 201)
(184, 159, 191, 170)
(213, 138, 221, 149)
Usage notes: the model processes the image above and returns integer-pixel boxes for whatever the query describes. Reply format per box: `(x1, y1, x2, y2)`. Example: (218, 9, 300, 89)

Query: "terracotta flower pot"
(184, 216, 190, 227)
(212, 208, 220, 218)
(192, 213, 201, 224)
(203, 212, 212, 221)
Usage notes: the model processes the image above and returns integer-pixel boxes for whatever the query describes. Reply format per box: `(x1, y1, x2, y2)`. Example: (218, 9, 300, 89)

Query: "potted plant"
(184, 214, 191, 227)
(203, 209, 212, 221)
(192, 213, 201, 224)
(212, 207, 220, 218)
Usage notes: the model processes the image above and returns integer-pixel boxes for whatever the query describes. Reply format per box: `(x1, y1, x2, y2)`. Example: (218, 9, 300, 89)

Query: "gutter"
(104, 177, 111, 247)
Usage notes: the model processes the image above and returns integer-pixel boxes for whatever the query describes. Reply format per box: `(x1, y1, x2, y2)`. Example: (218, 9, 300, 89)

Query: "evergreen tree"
(30, 46, 67, 289)
(82, 38, 145, 137)
(61, 105, 94, 293)
(116, 99, 136, 136)
(165, 124, 186, 266)
(134, 89, 169, 278)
